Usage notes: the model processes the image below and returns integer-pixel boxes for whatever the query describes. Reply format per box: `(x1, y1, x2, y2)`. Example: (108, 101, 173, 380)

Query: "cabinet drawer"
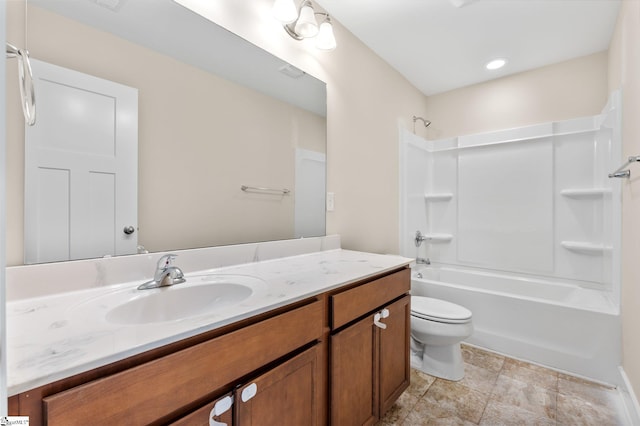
(331, 268, 410, 329)
(43, 299, 323, 425)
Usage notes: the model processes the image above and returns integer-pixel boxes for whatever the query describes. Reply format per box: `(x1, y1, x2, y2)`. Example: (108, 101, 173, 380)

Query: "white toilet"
(410, 296, 473, 381)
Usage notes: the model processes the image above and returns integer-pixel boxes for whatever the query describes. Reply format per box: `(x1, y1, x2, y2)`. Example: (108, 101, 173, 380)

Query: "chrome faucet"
(138, 254, 186, 290)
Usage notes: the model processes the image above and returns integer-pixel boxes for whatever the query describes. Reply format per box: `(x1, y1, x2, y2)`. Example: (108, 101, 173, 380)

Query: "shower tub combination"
(400, 93, 623, 385)
(411, 264, 621, 384)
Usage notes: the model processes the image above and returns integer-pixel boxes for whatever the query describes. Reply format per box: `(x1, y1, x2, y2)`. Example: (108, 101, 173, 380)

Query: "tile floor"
(378, 344, 628, 425)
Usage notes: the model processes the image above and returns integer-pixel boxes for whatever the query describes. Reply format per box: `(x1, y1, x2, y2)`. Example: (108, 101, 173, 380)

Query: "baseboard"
(619, 367, 640, 425)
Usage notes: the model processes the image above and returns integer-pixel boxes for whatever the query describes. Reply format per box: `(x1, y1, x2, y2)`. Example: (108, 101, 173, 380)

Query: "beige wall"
(6, 3, 326, 265)
(424, 51, 609, 139)
(609, 0, 640, 402)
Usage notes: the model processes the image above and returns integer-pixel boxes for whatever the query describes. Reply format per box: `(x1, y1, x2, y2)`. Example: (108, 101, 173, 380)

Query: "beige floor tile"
(557, 393, 625, 426)
(490, 375, 557, 420)
(480, 400, 557, 426)
(421, 379, 490, 424)
(501, 358, 559, 391)
(406, 368, 437, 398)
(401, 397, 477, 426)
(558, 373, 617, 406)
(462, 344, 506, 373)
(393, 351, 626, 426)
(459, 362, 500, 395)
(379, 391, 420, 425)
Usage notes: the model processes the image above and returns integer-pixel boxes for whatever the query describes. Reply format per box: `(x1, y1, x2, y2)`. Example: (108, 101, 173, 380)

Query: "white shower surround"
(400, 92, 622, 384)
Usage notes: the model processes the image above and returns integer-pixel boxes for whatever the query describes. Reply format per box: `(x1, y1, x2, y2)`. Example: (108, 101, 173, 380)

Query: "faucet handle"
(157, 253, 178, 270)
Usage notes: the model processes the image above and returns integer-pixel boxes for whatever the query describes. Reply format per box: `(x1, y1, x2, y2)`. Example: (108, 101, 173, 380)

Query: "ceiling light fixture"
(272, 0, 337, 51)
(486, 58, 507, 70)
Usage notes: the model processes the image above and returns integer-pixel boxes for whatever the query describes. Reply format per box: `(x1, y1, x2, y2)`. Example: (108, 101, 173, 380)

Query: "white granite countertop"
(7, 249, 411, 395)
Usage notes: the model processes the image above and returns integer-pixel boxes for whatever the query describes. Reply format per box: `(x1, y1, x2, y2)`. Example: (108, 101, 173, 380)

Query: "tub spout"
(416, 257, 431, 265)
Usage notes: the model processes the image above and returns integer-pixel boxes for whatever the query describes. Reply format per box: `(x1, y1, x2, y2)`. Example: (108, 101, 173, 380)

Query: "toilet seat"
(411, 296, 472, 324)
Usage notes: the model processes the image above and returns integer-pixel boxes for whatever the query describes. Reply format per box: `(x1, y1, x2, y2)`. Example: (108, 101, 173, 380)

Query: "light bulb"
(486, 58, 507, 70)
(315, 19, 336, 51)
(272, 0, 298, 24)
(294, 2, 319, 38)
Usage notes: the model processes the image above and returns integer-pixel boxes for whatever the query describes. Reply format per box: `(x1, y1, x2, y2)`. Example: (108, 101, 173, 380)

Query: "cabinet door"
(331, 315, 379, 426)
(235, 345, 319, 426)
(169, 393, 233, 426)
(379, 295, 411, 415)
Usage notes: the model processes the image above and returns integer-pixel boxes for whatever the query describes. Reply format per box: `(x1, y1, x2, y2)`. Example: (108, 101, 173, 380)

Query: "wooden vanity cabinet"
(329, 269, 411, 426)
(14, 298, 323, 425)
(8, 266, 411, 426)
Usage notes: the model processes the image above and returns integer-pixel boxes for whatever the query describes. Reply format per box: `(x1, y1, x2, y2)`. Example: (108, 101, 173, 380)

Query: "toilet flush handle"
(374, 312, 387, 329)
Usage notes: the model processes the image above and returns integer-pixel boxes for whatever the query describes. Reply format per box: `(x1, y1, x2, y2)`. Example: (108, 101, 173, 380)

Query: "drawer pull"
(210, 395, 233, 426)
(241, 383, 258, 402)
(212, 395, 233, 416)
(374, 312, 387, 329)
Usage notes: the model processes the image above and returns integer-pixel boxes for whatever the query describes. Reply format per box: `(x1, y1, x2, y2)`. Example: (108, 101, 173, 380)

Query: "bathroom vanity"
(6, 248, 411, 425)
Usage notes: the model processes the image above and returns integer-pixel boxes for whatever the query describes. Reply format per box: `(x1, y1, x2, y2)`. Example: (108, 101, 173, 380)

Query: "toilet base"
(410, 340, 465, 381)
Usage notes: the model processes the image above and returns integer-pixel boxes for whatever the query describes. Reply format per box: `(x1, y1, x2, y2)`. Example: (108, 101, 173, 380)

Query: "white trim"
(619, 367, 640, 425)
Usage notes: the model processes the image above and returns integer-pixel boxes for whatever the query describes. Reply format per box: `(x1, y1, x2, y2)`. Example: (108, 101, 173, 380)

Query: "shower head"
(413, 116, 431, 127)
(412, 116, 431, 135)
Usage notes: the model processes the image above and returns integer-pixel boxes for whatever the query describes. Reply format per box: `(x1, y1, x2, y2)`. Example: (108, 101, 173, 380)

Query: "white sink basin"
(70, 274, 267, 325)
(106, 283, 253, 325)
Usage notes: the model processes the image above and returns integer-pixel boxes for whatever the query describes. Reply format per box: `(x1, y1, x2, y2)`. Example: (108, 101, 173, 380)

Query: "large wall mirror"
(6, 0, 327, 265)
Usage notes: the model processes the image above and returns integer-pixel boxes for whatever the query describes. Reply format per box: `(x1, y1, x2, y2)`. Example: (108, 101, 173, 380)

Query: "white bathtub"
(411, 265, 621, 385)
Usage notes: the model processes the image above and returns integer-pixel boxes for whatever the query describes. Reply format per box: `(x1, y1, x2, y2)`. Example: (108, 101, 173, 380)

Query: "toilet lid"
(411, 296, 472, 323)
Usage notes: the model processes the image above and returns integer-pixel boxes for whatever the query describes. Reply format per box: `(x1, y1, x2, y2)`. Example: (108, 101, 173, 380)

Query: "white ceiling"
(315, 0, 621, 96)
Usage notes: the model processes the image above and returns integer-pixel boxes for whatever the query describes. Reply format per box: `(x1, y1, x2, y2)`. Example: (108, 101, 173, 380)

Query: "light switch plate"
(327, 192, 335, 211)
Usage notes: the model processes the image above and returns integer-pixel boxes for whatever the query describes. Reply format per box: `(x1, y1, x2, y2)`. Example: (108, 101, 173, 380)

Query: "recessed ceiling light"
(486, 58, 507, 70)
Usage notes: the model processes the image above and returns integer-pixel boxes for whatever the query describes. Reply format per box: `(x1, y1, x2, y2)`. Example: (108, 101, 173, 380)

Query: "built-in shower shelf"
(561, 241, 612, 255)
(425, 233, 453, 243)
(560, 188, 611, 199)
(408, 194, 427, 200)
(424, 193, 453, 201)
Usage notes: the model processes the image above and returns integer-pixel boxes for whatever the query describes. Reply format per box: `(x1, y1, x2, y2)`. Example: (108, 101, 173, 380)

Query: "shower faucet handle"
(415, 230, 429, 247)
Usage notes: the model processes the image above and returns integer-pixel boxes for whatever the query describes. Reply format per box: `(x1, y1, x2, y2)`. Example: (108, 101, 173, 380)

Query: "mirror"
(7, 0, 327, 265)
